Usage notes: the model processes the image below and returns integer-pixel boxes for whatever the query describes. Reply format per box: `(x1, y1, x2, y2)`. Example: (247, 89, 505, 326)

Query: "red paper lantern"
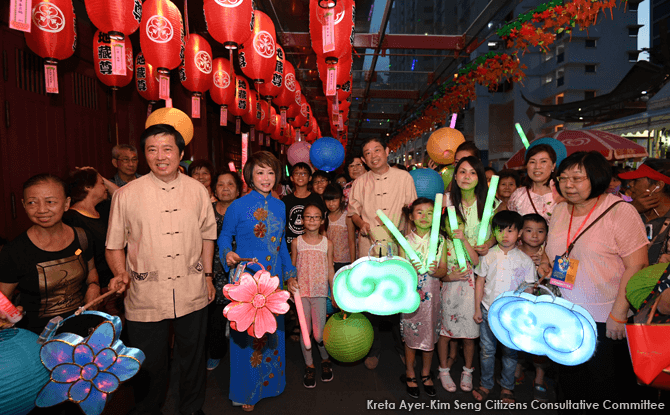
(210, 57, 235, 123)
(264, 105, 277, 134)
(85, 0, 141, 36)
(230, 74, 249, 118)
(242, 88, 260, 127)
(203, 0, 253, 49)
(180, 34, 213, 93)
(140, 0, 184, 71)
(291, 98, 308, 129)
(271, 114, 283, 141)
(309, 0, 355, 60)
(239, 10, 277, 86)
(317, 54, 352, 95)
(273, 60, 296, 110)
(94, 31, 133, 88)
(257, 44, 285, 99)
(136, 52, 160, 102)
(258, 99, 271, 132)
(286, 89, 302, 122)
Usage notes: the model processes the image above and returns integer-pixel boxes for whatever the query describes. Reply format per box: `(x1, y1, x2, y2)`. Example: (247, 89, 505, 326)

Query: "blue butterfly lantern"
(35, 311, 145, 415)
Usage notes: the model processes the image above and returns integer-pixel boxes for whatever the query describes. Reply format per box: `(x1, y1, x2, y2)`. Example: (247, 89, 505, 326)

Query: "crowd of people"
(1, 117, 669, 414)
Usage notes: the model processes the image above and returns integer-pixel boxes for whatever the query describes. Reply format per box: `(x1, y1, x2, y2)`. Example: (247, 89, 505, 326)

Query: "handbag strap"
(564, 200, 624, 257)
(526, 187, 540, 215)
(646, 295, 662, 325)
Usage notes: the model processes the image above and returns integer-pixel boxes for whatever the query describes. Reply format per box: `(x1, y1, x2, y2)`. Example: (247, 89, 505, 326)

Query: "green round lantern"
(323, 312, 374, 362)
(441, 165, 454, 190)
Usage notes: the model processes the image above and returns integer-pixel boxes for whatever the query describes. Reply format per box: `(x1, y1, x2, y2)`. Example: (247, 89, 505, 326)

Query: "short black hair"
(455, 141, 481, 160)
(555, 151, 611, 199)
(303, 202, 325, 218)
(140, 124, 186, 154)
(243, 151, 281, 190)
(334, 173, 350, 185)
(214, 170, 243, 198)
(322, 183, 343, 201)
(67, 168, 99, 204)
(311, 170, 331, 182)
(522, 213, 547, 231)
(24, 173, 67, 198)
(492, 210, 523, 232)
(485, 166, 497, 174)
(498, 169, 521, 186)
(361, 137, 386, 150)
(291, 162, 312, 176)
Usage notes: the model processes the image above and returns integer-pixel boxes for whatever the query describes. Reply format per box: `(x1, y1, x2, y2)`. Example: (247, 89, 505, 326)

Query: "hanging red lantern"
(239, 10, 277, 87)
(286, 88, 302, 122)
(317, 54, 352, 97)
(257, 44, 285, 99)
(230, 74, 249, 134)
(24, 0, 77, 94)
(180, 34, 213, 118)
(309, 0, 355, 60)
(271, 113, 283, 142)
(210, 57, 235, 126)
(264, 105, 277, 134)
(203, 0, 253, 49)
(140, 0, 184, 100)
(258, 99, 271, 132)
(291, 97, 308, 129)
(93, 31, 133, 88)
(136, 52, 161, 102)
(272, 60, 297, 127)
(242, 88, 260, 128)
(85, 0, 141, 35)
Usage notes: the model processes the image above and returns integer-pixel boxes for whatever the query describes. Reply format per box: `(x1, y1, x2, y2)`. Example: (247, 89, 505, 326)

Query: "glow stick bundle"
(446, 206, 467, 269)
(376, 210, 425, 273)
(477, 175, 499, 246)
(426, 194, 443, 268)
(515, 123, 530, 149)
(450, 113, 458, 129)
(293, 289, 311, 350)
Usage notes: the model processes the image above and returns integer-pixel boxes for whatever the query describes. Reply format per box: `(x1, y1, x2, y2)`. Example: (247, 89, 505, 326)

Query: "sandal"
(472, 386, 490, 402)
(515, 372, 525, 385)
(420, 372, 436, 397)
(460, 366, 474, 392)
(438, 367, 457, 392)
(533, 381, 549, 402)
(500, 389, 515, 404)
(401, 374, 420, 399)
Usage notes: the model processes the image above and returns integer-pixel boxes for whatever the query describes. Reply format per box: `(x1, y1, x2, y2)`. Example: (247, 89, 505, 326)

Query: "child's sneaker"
(303, 367, 316, 388)
(460, 366, 474, 392)
(438, 367, 457, 392)
(321, 360, 333, 382)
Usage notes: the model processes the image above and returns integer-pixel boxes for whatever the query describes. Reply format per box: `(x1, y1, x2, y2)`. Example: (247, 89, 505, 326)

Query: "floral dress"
(218, 190, 297, 406)
(400, 231, 444, 351)
(506, 183, 560, 223)
(440, 200, 497, 339)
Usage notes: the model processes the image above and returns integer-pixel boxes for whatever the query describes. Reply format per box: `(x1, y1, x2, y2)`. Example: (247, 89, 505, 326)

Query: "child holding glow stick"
(289, 203, 335, 389)
(399, 197, 448, 399)
(438, 156, 495, 393)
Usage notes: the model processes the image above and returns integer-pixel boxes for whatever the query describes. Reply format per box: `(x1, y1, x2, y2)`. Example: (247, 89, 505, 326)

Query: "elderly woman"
(218, 151, 297, 412)
(189, 159, 218, 203)
(206, 170, 243, 371)
(0, 174, 100, 333)
(545, 151, 648, 405)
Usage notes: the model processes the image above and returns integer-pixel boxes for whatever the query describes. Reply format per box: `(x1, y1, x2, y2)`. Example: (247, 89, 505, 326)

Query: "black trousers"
(127, 307, 208, 415)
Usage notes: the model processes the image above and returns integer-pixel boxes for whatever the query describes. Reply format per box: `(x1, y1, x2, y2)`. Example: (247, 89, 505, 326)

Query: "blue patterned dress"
(218, 190, 297, 406)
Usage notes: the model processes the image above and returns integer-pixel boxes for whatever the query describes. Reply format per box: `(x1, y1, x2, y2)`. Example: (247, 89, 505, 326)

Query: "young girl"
(323, 184, 356, 271)
(400, 198, 448, 399)
(438, 156, 494, 393)
(290, 203, 335, 389)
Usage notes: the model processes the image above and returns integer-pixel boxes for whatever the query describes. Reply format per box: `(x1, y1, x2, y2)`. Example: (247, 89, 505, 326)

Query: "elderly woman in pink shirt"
(545, 151, 648, 406)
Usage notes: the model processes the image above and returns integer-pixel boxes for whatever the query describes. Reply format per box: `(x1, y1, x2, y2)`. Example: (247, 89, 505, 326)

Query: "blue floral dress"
(400, 232, 444, 351)
(218, 190, 296, 406)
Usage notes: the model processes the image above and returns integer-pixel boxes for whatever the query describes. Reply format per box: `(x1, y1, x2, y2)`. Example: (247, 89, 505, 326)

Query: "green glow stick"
(376, 209, 426, 273)
(478, 175, 499, 246)
(447, 206, 467, 270)
(426, 193, 443, 269)
(285, 165, 290, 177)
(515, 123, 530, 149)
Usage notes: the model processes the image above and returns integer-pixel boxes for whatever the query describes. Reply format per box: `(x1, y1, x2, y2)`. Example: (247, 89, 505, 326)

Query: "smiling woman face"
(252, 164, 276, 196)
(23, 180, 70, 229)
(526, 151, 555, 186)
(455, 161, 478, 191)
(191, 167, 212, 190)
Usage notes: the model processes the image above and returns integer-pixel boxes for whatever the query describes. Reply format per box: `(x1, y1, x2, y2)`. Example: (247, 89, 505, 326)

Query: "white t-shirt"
(474, 245, 536, 309)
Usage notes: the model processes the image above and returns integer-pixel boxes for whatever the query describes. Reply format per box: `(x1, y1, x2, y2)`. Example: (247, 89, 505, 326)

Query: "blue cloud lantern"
(309, 137, 345, 172)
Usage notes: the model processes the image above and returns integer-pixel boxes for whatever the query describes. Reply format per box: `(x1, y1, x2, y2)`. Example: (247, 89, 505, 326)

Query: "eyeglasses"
(313, 179, 329, 185)
(556, 176, 588, 184)
(304, 215, 322, 221)
(349, 163, 364, 168)
(293, 172, 309, 177)
(117, 157, 138, 163)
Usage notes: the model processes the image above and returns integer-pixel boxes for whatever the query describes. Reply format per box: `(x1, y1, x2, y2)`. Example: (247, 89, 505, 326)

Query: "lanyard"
(566, 196, 600, 254)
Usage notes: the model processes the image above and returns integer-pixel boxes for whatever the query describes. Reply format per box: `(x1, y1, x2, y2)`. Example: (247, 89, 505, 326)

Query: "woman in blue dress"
(218, 151, 297, 412)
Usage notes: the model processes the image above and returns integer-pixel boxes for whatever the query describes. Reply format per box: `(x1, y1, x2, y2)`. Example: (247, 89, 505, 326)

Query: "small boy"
(472, 211, 536, 404)
(517, 214, 552, 402)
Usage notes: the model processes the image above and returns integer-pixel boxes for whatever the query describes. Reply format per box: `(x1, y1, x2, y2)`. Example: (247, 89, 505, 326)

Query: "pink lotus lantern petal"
(265, 290, 291, 314)
(225, 302, 257, 332)
(256, 271, 280, 296)
(254, 306, 278, 337)
(226, 274, 259, 302)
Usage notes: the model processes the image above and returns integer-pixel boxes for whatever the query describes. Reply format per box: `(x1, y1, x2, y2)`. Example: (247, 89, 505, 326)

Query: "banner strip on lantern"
(9, 0, 32, 32)
(147, 103, 153, 119)
(332, 97, 339, 115)
(326, 66, 337, 96)
(111, 37, 127, 76)
(250, 127, 255, 142)
(228, 161, 236, 172)
(259, 133, 263, 145)
(266, 134, 270, 147)
(220, 107, 228, 126)
(236, 118, 241, 134)
(159, 74, 170, 100)
(192, 96, 201, 118)
(338, 113, 343, 131)
(323, 11, 335, 53)
(165, 98, 173, 108)
(44, 63, 59, 94)
(281, 108, 287, 128)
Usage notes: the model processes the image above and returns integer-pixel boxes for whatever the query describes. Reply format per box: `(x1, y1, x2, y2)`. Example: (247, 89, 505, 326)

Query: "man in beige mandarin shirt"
(348, 137, 417, 372)
(106, 124, 216, 415)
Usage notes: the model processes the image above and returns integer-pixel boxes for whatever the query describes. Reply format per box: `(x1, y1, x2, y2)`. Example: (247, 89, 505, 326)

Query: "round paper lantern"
(94, 31, 133, 88)
(309, 0, 355, 60)
(426, 127, 466, 165)
(441, 165, 455, 190)
(242, 88, 260, 127)
(229, 74, 249, 118)
(257, 45, 285, 99)
(0, 329, 50, 415)
(239, 10, 276, 85)
(259, 99, 271, 132)
(146, 107, 194, 145)
(310, 137, 344, 172)
(271, 114, 283, 141)
(25, 0, 77, 61)
(286, 89, 302, 121)
(287, 140, 311, 165)
(323, 312, 373, 363)
(140, 0, 184, 71)
(210, 57, 235, 107)
(85, 0, 141, 36)
(263, 105, 277, 134)
(409, 168, 445, 201)
(135, 52, 160, 102)
(180, 34, 213, 93)
(273, 60, 296, 110)
(290, 99, 308, 129)
(203, 0, 253, 49)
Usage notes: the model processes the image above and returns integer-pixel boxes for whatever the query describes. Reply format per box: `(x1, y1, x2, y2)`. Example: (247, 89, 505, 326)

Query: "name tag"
(550, 255, 578, 290)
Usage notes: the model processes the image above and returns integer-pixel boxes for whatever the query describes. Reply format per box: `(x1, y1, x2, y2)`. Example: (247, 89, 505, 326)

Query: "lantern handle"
(367, 240, 394, 259)
(37, 310, 117, 345)
(514, 282, 556, 301)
